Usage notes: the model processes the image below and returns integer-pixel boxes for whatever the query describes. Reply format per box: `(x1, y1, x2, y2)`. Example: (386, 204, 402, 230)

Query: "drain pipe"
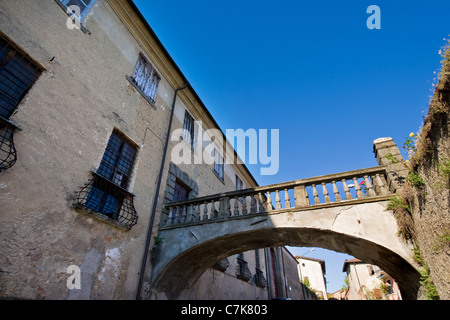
(136, 82, 188, 300)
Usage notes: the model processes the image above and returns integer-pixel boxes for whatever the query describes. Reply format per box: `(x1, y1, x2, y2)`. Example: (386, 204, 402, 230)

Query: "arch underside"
(152, 227, 420, 300)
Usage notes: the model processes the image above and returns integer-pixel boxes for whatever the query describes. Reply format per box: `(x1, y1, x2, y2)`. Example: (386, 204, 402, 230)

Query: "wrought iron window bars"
(0, 33, 43, 171)
(73, 171, 138, 230)
(0, 116, 21, 171)
(236, 256, 252, 282)
(73, 130, 139, 230)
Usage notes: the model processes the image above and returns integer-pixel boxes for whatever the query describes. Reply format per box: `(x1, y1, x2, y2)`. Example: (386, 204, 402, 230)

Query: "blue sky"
(134, 0, 450, 295)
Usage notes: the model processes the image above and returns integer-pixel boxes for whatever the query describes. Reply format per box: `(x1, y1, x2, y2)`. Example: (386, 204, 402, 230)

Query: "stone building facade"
(0, 0, 299, 300)
(343, 259, 402, 300)
(295, 255, 327, 300)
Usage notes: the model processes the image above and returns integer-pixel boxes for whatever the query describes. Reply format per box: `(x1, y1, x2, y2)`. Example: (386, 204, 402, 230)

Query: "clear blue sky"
(134, 0, 450, 295)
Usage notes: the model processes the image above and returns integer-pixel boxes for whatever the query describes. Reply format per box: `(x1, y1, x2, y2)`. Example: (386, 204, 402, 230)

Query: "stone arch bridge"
(148, 162, 421, 300)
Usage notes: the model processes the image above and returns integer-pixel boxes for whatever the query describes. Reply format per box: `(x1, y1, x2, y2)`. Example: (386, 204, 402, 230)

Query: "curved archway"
(151, 227, 420, 300)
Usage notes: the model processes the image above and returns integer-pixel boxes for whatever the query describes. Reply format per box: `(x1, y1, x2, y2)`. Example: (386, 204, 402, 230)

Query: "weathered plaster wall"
(0, 0, 267, 300)
(0, 0, 171, 299)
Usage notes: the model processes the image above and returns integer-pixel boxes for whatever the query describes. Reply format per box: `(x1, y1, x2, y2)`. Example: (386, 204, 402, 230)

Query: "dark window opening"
(173, 179, 190, 202)
(170, 180, 191, 224)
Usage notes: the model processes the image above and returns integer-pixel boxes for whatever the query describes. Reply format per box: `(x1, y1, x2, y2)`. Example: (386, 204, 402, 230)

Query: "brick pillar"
(373, 137, 409, 194)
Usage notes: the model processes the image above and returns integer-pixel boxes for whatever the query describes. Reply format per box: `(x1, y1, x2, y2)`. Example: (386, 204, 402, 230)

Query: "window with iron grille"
(236, 253, 252, 282)
(57, 0, 96, 21)
(73, 130, 139, 229)
(0, 36, 42, 120)
(213, 148, 224, 181)
(96, 130, 137, 190)
(0, 33, 42, 171)
(129, 53, 161, 105)
(182, 110, 195, 149)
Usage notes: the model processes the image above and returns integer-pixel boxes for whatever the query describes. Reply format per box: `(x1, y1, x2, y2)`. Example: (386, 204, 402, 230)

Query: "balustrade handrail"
(163, 165, 389, 208)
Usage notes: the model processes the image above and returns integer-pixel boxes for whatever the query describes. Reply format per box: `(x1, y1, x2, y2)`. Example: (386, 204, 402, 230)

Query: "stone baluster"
(250, 195, 257, 214)
(275, 190, 282, 210)
(170, 206, 178, 225)
(202, 201, 209, 221)
(312, 184, 320, 204)
(242, 196, 248, 215)
(266, 191, 272, 212)
(321, 182, 330, 203)
(185, 204, 192, 223)
(219, 197, 231, 218)
(284, 189, 291, 208)
(364, 175, 376, 197)
(233, 196, 240, 216)
(194, 204, 201, 222)
(294, 185, 309, 207)
(211, 200, 218, 219)
(342, 179, 353, 200)
(332, 181, 341, 202)
(257, 192, 264, 212)
(353, 177, 364, 199)
(180, 205, 187, 223)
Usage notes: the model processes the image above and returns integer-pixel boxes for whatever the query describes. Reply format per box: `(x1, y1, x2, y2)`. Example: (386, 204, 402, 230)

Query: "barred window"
(0, 33, 42, 171)
(73, 130, 139, 229)
(130, 53, 161, 104)
(0, 35, 42, 119)
(213, 148, 224, 181)
(182, 110, 195, 149)
(58, 0, 96, 21)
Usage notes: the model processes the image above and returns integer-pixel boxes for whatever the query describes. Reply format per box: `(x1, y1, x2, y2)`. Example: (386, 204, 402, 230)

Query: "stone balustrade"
(160, 166, 392, 228)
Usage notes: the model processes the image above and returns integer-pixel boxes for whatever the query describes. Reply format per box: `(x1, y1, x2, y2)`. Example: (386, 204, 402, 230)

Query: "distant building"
(295, 256, 327, 300)
(265, 247, 308, 300)
(342, 259, 402, 300)
(328, 289, 346, 300)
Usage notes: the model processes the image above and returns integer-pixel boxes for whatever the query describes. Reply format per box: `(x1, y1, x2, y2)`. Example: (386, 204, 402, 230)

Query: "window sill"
(126, 75, 157, 110)
(90, 170, 136, 197)
(212, 169, 225, 185)
(0, 115, 23, 131)
(179, 136, 196, 153)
